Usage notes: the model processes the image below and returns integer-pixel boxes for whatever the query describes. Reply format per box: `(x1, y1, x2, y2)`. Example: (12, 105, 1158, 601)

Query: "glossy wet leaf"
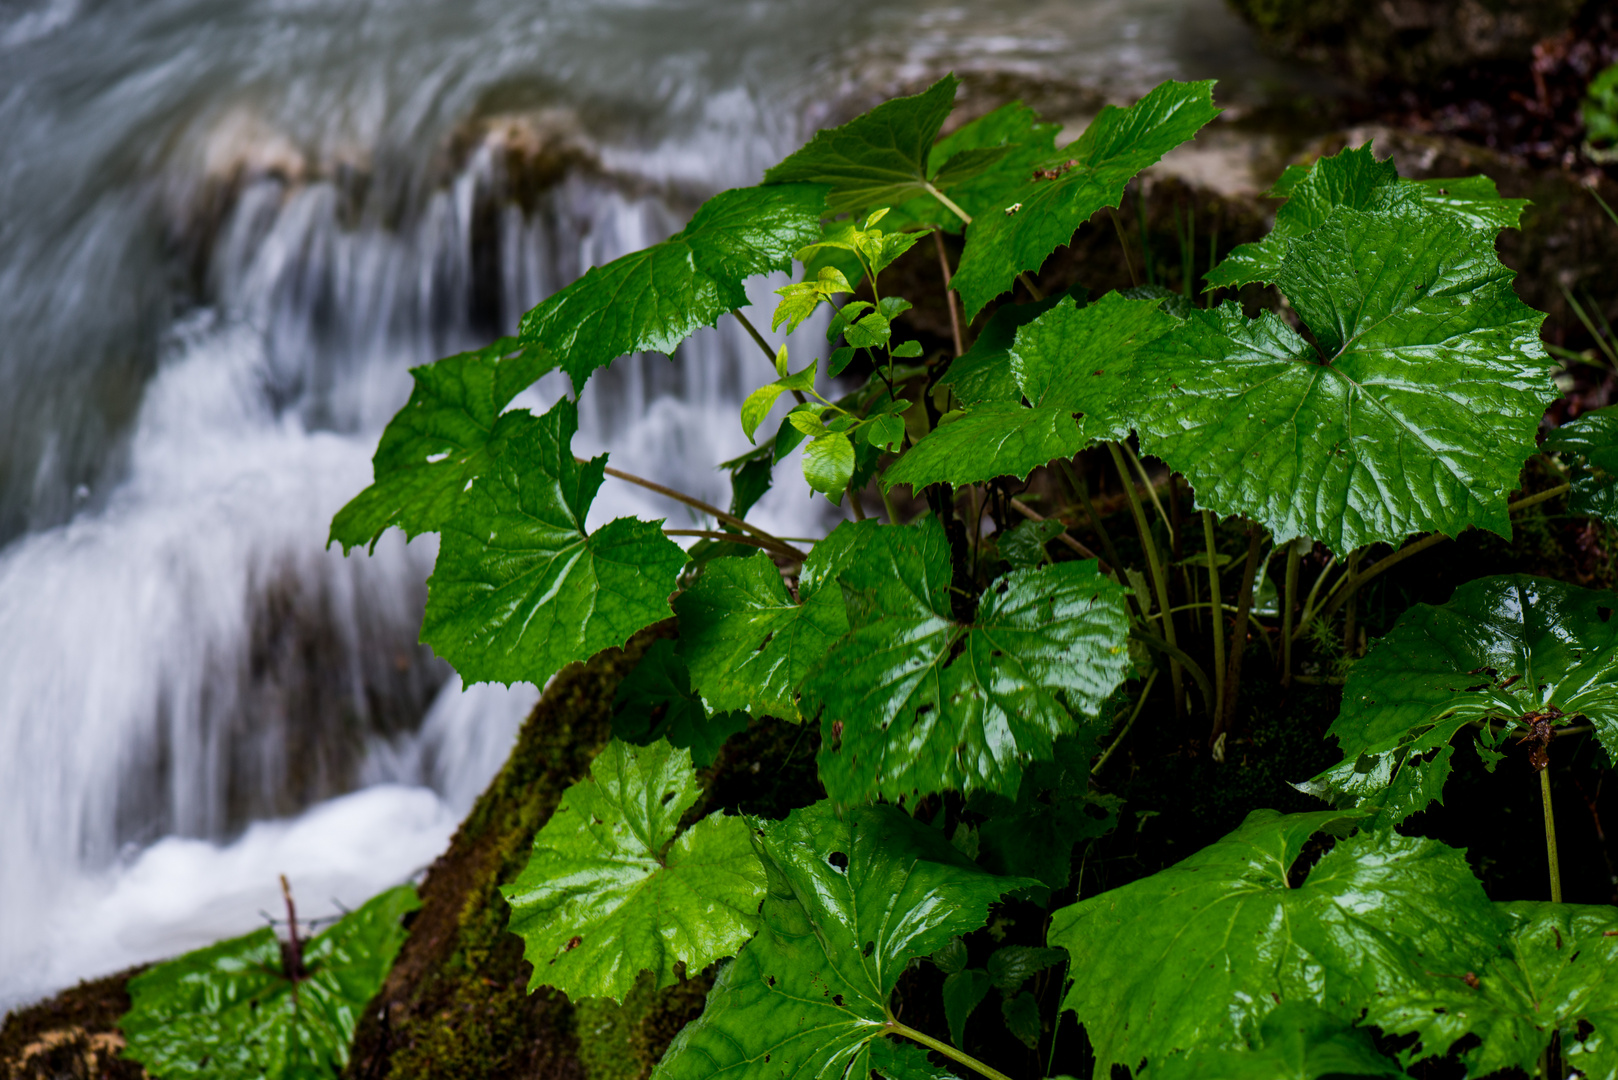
(741, 360, 817, 443)
(1366, 902, 1618, 1079)
(649, 800, 1034, 1080)
(1295, 744, 1455, 830)
(884, 292, 1174, 490)
(613, 639, 749, 767)
(1544, 405, 1618, 526)
(803, 431, 856, 501)
(1149, 1002, 1409, 1080)
(675, 524, 878, 719)
(986, 946, 1066, 993)
(998, 518, 1063, 569)
(1049, 810, 1505, 1079)
(518, 184, 826, 390)
(1304, 575, 1618, 824)
(121, 884, 420, 1080)
(924, 103, 1063, 229)
(764, 75, 958, 217)
(421, 398, 688, 686)
(1208, 145, 1527, 289)
(501, 739, 765, 1003)
(951, 80, 1220, 319)
(1123, 203, 1554, 554)
(329, 338, 552, 552)
(937, 294, 1071, 405)
(802, 517, 1132, 803)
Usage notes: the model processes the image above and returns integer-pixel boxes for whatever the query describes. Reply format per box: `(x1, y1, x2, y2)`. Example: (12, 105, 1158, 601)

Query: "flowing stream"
(0, 0, 1324, 1011)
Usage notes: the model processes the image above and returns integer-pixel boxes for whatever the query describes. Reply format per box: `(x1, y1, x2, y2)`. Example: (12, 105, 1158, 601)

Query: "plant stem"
(932, 229, 964, 357)
(1093, 669, 1160, 775)
(1109, 208, 1140, 288)
(1110, 443, 1184, 716)
(1202, 511, 1226, 732)
(1018, 271, 1045, 301)
(662, 529, 802, 553)
(923, 185, 973, 227)
(280, 874, 304, 999)
(595, 461, 808, 560)
(1281, 539, 1301, 688)
(1123, 442, 1174, 546)
(731, 308, 806, 404)
(849, 486, 867, 521)
(1290, 552, 1340, 644)
(1219, 524, 1264, 737)
(1009, 497, 1102, 564)
(1062, 461, 1126, 573)
(885, 1022, 1013, 1080)
(879, 483, 902, 526)
(1129, 626, 1214, 717)
(1541, 767, 1563, 903)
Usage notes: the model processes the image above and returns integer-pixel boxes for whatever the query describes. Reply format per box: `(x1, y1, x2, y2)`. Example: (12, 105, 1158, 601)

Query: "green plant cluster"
(120, 74, 1618, 1080)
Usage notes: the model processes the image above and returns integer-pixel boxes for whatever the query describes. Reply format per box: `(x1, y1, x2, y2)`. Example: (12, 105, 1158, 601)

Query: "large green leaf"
(329, 338, 552, 552)
(121, 884, 419, 1080)
(1207, 145, 1528, 289)
(936, 291, 1076, 406)
(884, 292, 1174, 490)
(1048, 810, 1506, 1079)
(801, 517, 1132, 803)
(518, 184, 826, 389)
(421, 397, 688, 686)
(1544, 405, 1618, 526)
(1149, 1003, 1408, 1080)
(1302, 575, 1618, 824)
(764, 76, 958, 217)
(951, 80, 1221, 319)
(501, 738, 765, 1003)
(1366, 902, 1618, 1079)
(650, 800, 1034, 1080)
(1121, 202, 1554, 554)
(612, 638, 749, 767)
(881, 101, 1064, 234)
(973, 732, 1121, 892)
(675, 521, 878, 720)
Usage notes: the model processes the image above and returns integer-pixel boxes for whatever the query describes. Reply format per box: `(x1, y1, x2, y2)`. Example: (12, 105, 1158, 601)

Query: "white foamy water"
(0, 0, 1327, 1012)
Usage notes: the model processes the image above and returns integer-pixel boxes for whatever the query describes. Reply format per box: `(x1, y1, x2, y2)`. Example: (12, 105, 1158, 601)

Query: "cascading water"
(0, 0, 1326, 1011)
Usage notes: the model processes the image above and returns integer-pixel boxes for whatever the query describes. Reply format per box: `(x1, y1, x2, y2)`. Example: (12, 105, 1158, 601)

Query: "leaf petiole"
(883, 1020, 1015, 1080)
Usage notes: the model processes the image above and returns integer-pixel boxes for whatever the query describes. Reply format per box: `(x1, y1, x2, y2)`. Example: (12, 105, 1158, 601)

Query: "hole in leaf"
(660, 791, 677, 806)
(757, 631, 775, 652)
(1600, 606, 1613, 623)
(828, 851, 849, 871)
(862, 941, 874, 958)
(767, 976, 776, 987)
(1578, 1019, 1596, 1041)
(832, 994, 846, 1007)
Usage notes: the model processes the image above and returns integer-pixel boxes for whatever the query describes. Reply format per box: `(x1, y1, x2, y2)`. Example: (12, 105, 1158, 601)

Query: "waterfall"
(0, 0, 1322, 1011)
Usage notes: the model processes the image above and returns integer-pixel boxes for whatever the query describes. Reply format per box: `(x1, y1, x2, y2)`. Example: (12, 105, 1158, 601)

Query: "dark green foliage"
(612, 639, 749, 767)
(422, 398, 688, 686)
(121, 886, 420, 1080)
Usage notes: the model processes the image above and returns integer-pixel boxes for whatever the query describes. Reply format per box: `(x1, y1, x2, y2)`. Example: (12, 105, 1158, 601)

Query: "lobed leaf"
(649, 800, 1034, 1080)
(764, 76, 959, 217)
(518, 184, 827, 390)
(802, 517, 1132, 803)
(1302, 575, 1618, 822)
(1208, 145, 1528, 289)
(121, 885, 420, 1080)
(884, 292, 1174, 490)
(1366, 902, 1618, 1078)
(1049, 810, 1505, 1079)
(1123, 203, 1554, 554)
(421, 397, 688, 686)
(674, 522, 879, 720)
(329, 338, 552, 552)
(500, 739, 765, 1003)
(951, 80, 1221, 319)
